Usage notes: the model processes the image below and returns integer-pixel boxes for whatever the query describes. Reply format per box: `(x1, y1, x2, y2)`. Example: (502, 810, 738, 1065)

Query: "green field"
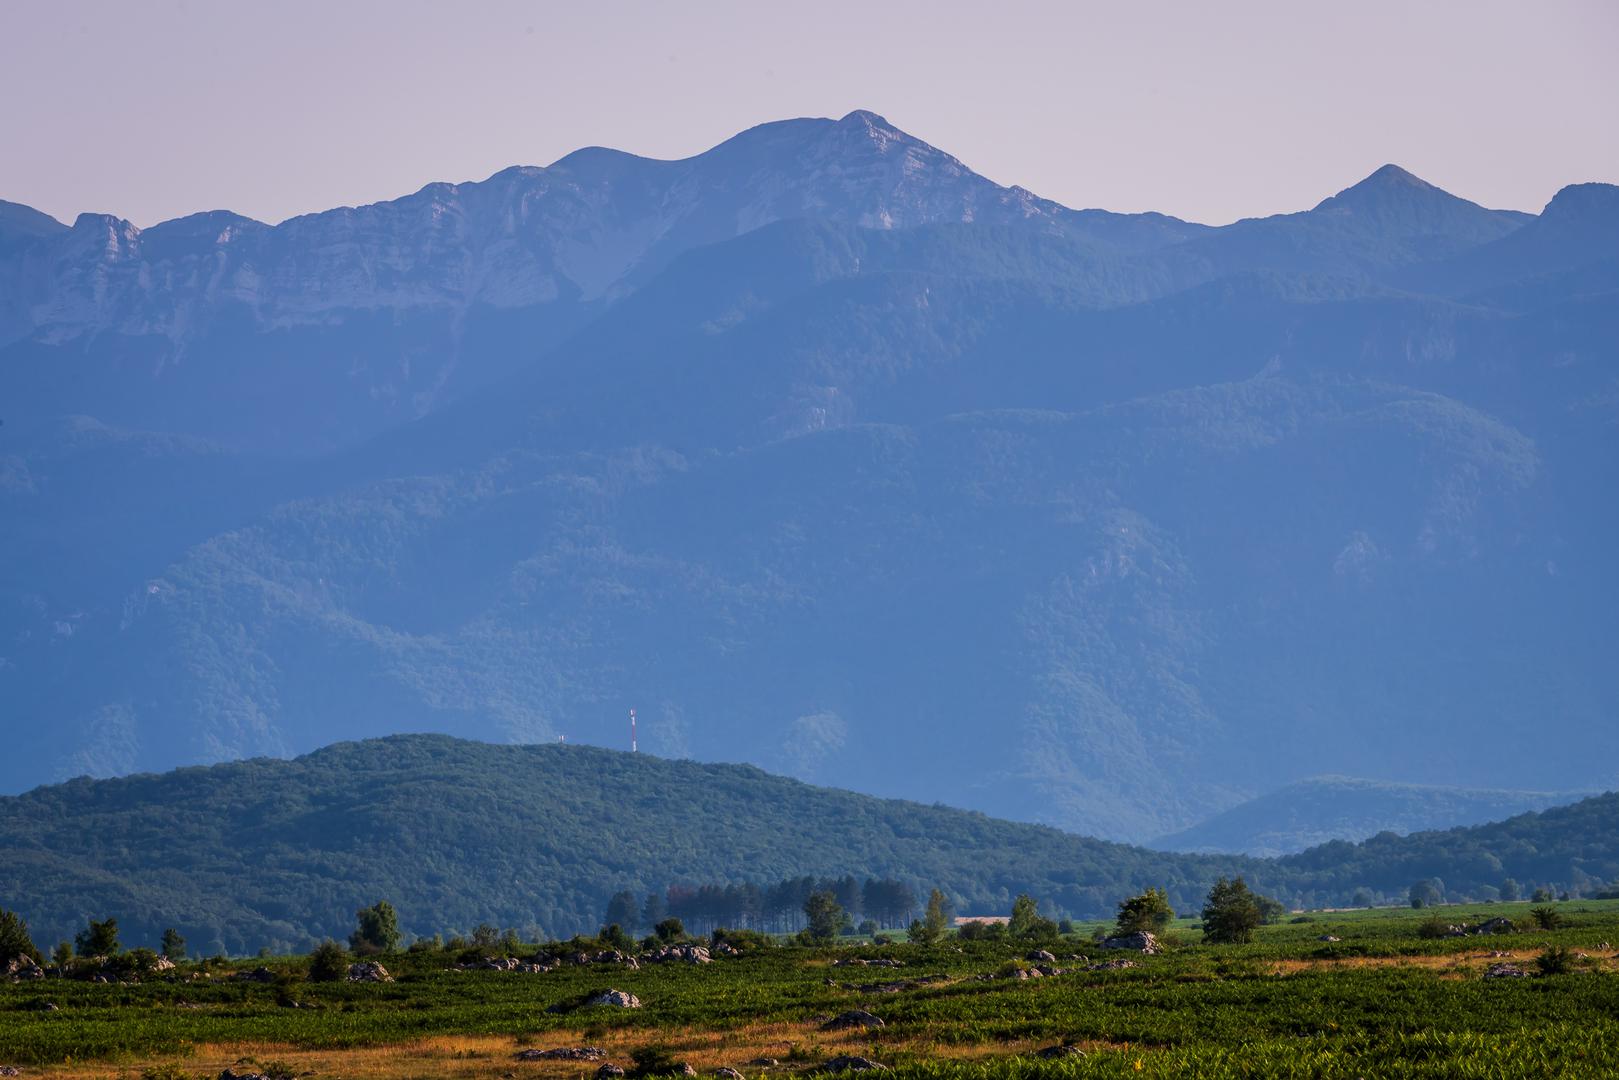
(4, 900, 1618, 1079)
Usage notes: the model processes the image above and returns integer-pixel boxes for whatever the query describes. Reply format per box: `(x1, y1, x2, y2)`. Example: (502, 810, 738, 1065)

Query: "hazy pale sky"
(3, 0, 1616, 228)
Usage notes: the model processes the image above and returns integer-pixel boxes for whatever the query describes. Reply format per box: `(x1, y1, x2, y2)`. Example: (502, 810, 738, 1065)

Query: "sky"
(3, 0, 1616, 229)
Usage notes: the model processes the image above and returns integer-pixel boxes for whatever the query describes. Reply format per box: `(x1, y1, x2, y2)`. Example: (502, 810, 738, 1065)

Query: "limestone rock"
(1098, 931, 1161, 954)
(586, 988, 641, 1008)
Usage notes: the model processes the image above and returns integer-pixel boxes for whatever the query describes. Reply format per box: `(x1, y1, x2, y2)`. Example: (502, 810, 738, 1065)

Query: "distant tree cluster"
(604, 876, 920, 936)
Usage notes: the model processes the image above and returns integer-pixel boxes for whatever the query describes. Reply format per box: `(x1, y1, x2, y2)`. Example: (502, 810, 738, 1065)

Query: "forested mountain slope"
(1, 736, 1613, 955)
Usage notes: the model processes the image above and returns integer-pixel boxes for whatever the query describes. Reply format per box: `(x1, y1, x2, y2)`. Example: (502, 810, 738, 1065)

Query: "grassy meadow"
(3, 900, 1617, 1079)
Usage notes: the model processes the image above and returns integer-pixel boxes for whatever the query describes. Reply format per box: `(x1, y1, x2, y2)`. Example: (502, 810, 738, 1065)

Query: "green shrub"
(1535, 945, 1575, 976)
(139, 1065, 197, 1080)
(307, 940, 349, 982)
(1530, 906, 1565, 930)
(629, 1044, 687, 1077)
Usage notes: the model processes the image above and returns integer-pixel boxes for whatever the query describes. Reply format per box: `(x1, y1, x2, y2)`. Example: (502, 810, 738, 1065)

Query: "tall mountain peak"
(1314, 163, 1447, 211)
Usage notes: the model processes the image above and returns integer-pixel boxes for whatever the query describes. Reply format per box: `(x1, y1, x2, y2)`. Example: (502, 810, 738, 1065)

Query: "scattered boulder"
(233, 967, 277, 983)
(1098, 931, 1161, 955)
(748, 1059, 779, 1068)
(713, 942, 740, 957)
(1317, 935, 1341, 943)
(1086, 958, 1138, 972)
(822, 1008, 885, 1031)
(644, 944, 710, 965)
(1035, 1045, 1086, 1059)
(596, 1067, 626, 1080)
(1026, 949, 1057, 963)
(816, 1057, 888, 1073)
(347, 961, 393, 983)
(1473, 918, 1517, 936)
(715, 1070, 744, 1079)
(571, 949, 640, 969)
(516, 1047, 607, 1062)
(219, 1070, 273, 1080)
(0, 1067, 20, 1077)
(585, 988, 642, 1009)
(3, 956, 43, 981)
(832, 957, 902, 968)
(1483, 963, 1529, 979)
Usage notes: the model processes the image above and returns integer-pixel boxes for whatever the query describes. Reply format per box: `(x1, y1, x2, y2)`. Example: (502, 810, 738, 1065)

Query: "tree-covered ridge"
(0, 735, 1613, 955)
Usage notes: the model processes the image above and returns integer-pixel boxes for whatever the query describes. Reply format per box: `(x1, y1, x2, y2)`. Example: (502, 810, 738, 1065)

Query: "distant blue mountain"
(2, 113, 1615, 842)
(1153, 776, 1593, 857)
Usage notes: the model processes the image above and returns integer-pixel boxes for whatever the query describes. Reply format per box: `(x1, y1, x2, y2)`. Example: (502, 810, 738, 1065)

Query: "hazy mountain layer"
(1154, 776, 1591, 857)
(2, 112, 1616, 842)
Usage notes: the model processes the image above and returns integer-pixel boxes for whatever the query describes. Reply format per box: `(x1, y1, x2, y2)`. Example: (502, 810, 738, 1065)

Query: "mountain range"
(2, 110, 1616, 843)
(1152, 776, 1592, 857)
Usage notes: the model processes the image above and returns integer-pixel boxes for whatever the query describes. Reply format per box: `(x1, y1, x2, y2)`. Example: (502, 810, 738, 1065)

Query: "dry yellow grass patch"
(31, 1021, 1123, 1080)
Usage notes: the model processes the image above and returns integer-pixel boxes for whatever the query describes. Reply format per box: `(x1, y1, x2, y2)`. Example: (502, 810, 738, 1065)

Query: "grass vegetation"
(2, 899, 1616, 1078)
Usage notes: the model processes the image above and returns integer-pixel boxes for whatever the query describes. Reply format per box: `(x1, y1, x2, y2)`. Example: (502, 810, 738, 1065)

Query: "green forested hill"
(1, 735, 1614, 955)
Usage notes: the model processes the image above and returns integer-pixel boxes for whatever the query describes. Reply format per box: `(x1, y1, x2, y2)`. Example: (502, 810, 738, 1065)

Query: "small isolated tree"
(350, 900, 401, 954)
(1008, 894, 1058, 938)
(52, 941, 72, 968)
(1409, 880, 1443, 910)
(307, 940, 349, 982)
(0, 908, 41, 966)
(1351, 887, 1375, 909)
(1500, 878, 1522, 902)
(1201, 877, 1262, 945)
(803, 890, 845, 941)
(909, 888, 952, 945)
(471, 924, 501, 949)
(654, 917, 685, 943)
(605, 890, 640, 933)
(1255, 893, 1288, 925)
(1531, 887, 1555, 903)
(75, 917, 121, 958)
(160, 928, 186, 961)
(1115, 888, 1175, 935)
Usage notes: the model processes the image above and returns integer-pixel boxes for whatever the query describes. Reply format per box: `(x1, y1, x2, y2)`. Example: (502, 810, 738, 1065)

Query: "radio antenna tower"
(629, 708, 638, 753)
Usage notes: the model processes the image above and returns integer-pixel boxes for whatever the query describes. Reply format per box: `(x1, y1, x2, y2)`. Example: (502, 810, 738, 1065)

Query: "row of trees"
(0, 903, 404, 973)
(604, 876, 922, 937)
